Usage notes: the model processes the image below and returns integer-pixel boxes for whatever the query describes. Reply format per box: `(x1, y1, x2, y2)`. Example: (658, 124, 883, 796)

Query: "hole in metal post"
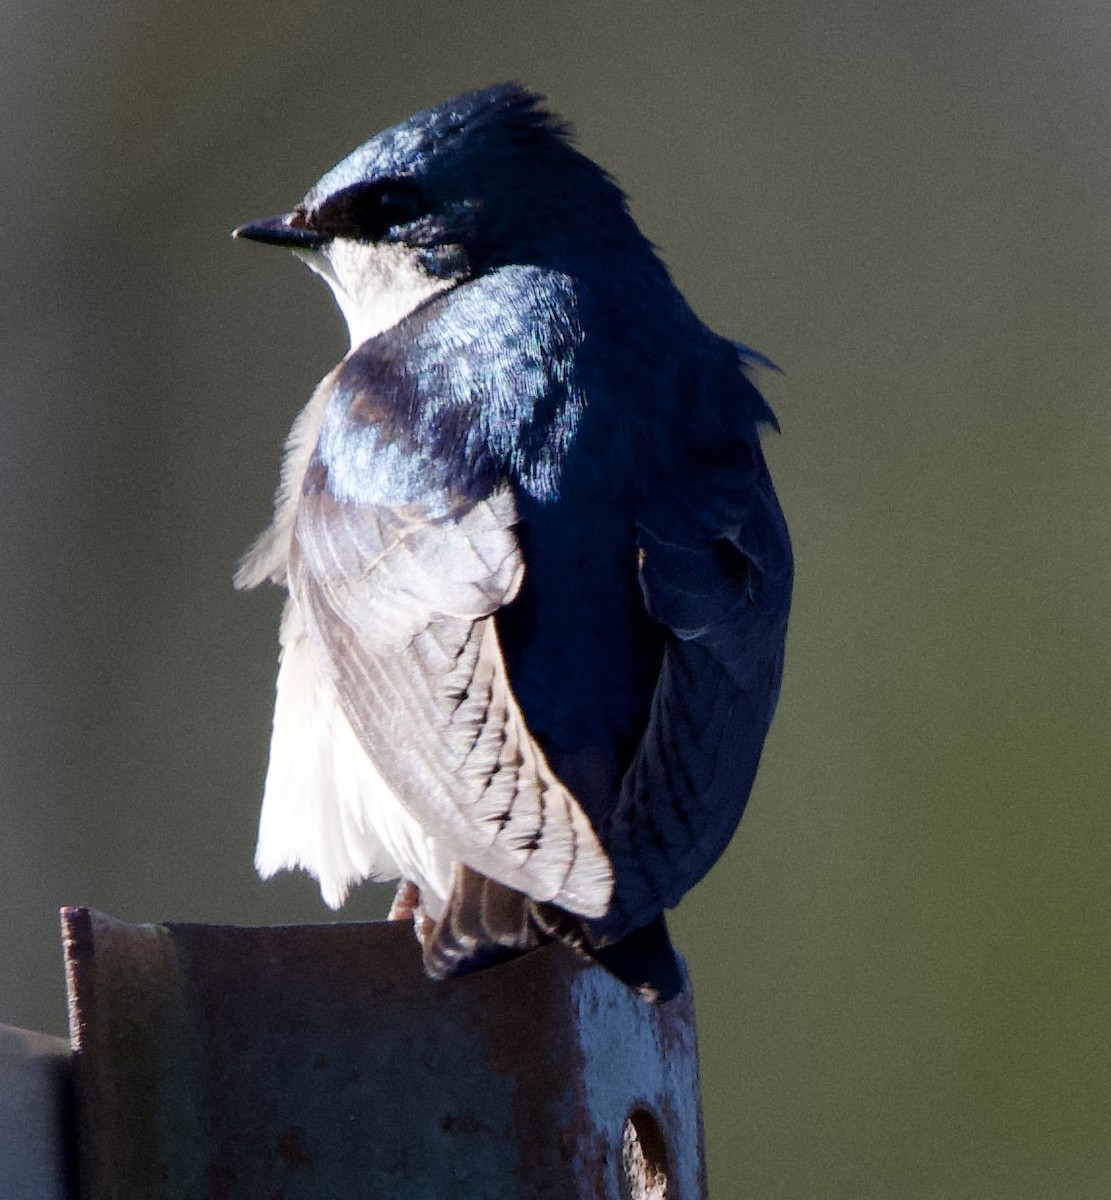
(622, 1108, 669, 1200)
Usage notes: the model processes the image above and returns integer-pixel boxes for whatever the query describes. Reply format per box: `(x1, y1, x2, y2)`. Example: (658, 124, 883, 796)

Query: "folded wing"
(591, 433, 793, 940)
(290, 455, 613, 919)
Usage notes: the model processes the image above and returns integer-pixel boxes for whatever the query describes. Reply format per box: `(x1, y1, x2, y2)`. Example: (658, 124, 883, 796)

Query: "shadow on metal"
(0, 1024, 75, 1200)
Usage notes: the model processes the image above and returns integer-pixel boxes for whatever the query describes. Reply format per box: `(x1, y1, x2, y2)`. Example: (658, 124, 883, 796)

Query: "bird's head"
(234, 83, 639, 349)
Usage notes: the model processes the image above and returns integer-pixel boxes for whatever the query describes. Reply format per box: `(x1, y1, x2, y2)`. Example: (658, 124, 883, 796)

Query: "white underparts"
(256, 599, 452, 917)
(296, 239, 452, 352)
(243, 245, 455, 914)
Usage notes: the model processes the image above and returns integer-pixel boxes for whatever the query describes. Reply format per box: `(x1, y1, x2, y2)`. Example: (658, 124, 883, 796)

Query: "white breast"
(297, 239, 452, 351)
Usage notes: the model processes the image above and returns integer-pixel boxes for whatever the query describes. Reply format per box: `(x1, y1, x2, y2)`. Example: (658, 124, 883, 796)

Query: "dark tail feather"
(423, 865, 540, 980)
(424, 867, 682, 1003)
(581, 914, 683, 1003)
(534, 905, 683, 1004)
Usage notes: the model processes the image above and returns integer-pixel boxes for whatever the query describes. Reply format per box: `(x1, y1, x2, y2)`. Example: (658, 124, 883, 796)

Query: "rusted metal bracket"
(62, 908, 705, 1198)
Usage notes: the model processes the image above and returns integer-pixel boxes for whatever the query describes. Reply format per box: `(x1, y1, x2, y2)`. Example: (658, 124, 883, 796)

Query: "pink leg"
(388, 879, 420, 921)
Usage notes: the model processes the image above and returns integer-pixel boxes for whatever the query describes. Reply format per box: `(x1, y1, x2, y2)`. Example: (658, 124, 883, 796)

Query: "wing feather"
(291, 484, 613, 917)
(590, 438, 793, 939)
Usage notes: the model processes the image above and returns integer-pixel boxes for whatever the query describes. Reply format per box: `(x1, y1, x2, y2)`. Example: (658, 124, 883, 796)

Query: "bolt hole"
(622, 1107, 669, 1200)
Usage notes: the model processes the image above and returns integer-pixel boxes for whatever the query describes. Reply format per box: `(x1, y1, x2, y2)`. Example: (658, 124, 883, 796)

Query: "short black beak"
(231, 213, 331, 248)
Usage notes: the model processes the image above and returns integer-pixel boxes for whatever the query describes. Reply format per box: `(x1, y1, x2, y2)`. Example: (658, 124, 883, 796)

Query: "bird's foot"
(389, 878, 436, 946)
(387, 878, 421, 921)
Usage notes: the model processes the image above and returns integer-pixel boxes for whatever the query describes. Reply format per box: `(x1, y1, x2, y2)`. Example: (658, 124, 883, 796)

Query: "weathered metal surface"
(63, 907, 705, 1199)
(0, 1023, 75, 1200)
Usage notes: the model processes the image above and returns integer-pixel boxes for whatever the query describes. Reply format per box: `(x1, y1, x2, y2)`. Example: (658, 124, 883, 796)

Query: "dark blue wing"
(589, 416, 793, 941)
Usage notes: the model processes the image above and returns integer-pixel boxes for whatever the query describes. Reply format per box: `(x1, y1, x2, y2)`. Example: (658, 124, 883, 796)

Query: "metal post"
(63, 907, 706, 1199)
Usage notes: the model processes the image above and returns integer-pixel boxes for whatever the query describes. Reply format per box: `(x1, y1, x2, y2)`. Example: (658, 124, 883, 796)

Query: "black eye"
(376, 183, 425, 228)
(313, 179, 426, 240)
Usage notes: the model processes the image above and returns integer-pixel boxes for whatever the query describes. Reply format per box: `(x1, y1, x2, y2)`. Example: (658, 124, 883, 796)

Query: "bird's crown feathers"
(305, 83, 575, 205)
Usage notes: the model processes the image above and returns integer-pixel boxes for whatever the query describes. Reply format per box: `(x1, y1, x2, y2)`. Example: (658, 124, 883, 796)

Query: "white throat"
(297, 239, 452, 352)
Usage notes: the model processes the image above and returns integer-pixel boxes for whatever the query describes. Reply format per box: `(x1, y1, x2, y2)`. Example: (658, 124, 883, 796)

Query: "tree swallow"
(233, 83, 792, 1001)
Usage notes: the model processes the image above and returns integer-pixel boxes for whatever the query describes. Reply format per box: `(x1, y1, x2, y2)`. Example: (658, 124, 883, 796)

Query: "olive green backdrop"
(2, 2, 1108, 1196)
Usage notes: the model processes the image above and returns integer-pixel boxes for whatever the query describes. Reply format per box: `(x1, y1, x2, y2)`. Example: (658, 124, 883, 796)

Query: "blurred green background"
(2, 2, 1108, 1196)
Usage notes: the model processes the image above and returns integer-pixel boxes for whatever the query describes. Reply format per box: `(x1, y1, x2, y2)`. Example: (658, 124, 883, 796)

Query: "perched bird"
(234, 83, 792, 1001)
